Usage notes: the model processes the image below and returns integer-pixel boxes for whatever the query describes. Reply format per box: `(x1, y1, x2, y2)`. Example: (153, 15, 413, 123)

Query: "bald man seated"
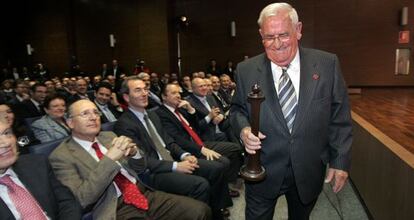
(48, 100, 211, 220)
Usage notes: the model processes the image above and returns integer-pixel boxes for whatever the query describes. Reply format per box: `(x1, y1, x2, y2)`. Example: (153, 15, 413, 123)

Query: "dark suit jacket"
(186, 94, 230, 142)
(16, 99, 45, 119)
(95, 101, 122, 123)
(0, 155, 81, 220)
(156, 105, 204, 157)
(49, 132, 147, 220)
(114, 109, 187, 174)
(230, 48, 353, 204)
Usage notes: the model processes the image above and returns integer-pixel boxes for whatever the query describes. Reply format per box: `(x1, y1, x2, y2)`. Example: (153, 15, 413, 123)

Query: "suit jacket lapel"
(12, 160, 48, 214)
(46, 116, 68, 136)
(257, 55, 287, 129)
(0, 199, 13, 219)
(190, 95, 209, 115)
(292, 48, 319, 134)
(66, 138, 98, 171)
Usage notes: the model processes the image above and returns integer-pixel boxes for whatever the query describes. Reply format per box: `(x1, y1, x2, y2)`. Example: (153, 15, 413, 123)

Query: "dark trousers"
(205, 141, 242, 183)
(245, 165, 317, 220)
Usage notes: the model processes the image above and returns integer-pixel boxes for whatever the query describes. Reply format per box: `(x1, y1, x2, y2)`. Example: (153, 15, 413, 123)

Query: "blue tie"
(278, 66, 297, 133)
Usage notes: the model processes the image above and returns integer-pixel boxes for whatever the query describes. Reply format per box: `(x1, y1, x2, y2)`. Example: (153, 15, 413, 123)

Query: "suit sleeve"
(46, 159, 82, 220)
(230, 63, 251, 137)
(49, 147, 120, 209)
(114, 116, 175, 174)
(328, 55, 352, 171)
(31, 120, 53, 143)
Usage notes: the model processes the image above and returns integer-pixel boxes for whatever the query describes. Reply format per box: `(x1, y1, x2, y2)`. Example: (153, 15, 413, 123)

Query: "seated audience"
(7, 80, 30, 106)
(31, 95, 70, 143)
(157, 83, 242, 199)
(0, 119, 82, 219)
(114, 76, 231, 220)
(210, 76, 231, 114)
(48, 99, 211, 220)
(137, 72, 162, 110)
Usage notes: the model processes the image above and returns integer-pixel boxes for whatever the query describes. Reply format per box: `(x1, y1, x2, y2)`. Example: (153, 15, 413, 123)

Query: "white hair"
(257, 3, 299, 27)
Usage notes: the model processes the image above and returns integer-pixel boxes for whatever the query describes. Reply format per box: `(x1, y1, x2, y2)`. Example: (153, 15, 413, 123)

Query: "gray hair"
(257, 3, 299, 27)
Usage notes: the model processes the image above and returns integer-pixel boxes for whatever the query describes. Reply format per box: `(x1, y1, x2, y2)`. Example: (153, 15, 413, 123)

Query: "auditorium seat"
(28, 137, 65, 156)
(101, 121, 115, 131)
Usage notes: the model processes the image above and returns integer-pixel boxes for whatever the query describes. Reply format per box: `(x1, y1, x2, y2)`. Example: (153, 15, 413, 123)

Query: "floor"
(228, 179, 369, 220)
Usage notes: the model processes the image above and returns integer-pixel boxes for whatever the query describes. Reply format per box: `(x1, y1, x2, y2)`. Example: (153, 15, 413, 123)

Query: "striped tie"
(278, 66, 297, 133)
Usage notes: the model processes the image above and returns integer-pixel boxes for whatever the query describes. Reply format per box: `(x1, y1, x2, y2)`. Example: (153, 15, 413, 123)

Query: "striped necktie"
(278, 66, 297, 133)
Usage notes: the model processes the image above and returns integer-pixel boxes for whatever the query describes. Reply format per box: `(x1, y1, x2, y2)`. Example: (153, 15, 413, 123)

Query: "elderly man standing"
(0, 119, 82, 219)
(49, 100, 211, 220)
(231, 3, 352, 220)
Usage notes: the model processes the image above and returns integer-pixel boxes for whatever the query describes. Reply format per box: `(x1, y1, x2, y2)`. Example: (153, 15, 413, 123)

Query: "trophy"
(240, 84, 266, 182)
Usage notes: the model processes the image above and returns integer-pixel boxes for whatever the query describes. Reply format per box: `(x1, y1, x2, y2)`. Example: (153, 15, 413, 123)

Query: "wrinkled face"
(259, 12, 302, 66)
(220, 76, 231, 89)
(0, 105, 14, 127)
(45, 98, 66, 119)
(210, 77, 221, 91)
(162, 84, 181, 108)
(192, 78, 209, 97)
(123, 80, 149, 111)
(95, 87, 112, 105)
(32, 86, 47, 103)
(67, 100, 101, 140)
(76, 79, 87, 95)
(0, 122, 18, 174)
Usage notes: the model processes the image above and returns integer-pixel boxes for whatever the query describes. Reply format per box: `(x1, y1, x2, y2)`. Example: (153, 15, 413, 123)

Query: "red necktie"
(0, 175, 47, 220)
(91, 142, 149, 210)
(174, 109, 204, 148)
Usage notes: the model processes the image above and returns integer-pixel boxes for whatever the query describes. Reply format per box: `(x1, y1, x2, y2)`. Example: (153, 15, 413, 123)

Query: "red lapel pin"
(312, 73, 319, 80)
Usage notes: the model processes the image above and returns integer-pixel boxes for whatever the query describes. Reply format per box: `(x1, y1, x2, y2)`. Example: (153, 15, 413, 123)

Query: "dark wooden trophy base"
(240, 163, 266, 182)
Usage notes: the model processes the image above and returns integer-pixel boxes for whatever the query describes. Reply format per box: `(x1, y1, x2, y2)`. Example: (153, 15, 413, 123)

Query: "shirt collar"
(73, 136, 99, 152)
(128, 107, 146, 121)
(270, 48, 300, 74)
(0, 167, 18, 179)
(163, 103, 176, 113)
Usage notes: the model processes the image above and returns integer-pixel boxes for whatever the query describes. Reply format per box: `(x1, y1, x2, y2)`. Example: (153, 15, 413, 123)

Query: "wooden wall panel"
(2, 0, 414, 86)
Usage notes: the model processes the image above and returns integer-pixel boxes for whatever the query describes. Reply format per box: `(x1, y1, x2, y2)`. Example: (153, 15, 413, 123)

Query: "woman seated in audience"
(0, 102, 35, 153)
(31, 94, 70, 143)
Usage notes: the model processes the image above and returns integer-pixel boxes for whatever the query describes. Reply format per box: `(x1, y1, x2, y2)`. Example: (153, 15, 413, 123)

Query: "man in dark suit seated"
(209, 76, 231, 114)
(0, 119, 82, 220)
(156, 83, 243, 198)
(7, 80, 30, 106)
(187, 77, 237, 143)
(48, 99, 210, 220)
(114, 76, 232, 220)
(15, 83, 47, 119)
(67, 78, 94, 105)
(137, 72, 162, 110)
(93, 82, 123, 123)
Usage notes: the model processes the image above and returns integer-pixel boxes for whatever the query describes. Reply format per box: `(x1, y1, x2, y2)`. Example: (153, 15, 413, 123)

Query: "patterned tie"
(0, 175, 47, 220)
(91, 142, 149, 210)
(143, 115, 173, 161)
(278, 66, 297, 133)
(174, 109, 205, 148)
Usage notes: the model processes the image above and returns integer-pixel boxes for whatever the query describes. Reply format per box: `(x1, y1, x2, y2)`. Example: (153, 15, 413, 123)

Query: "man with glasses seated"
(49, 99, 211, 220)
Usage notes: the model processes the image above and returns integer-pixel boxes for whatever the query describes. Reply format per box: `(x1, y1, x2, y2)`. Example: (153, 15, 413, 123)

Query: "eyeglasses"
(69, 110, 102, 119)
(262, 33, 291, 45)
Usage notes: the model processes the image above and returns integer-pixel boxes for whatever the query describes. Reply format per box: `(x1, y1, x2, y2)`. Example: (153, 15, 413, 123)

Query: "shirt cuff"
(131, 151, 142, 159)
(180, 152, 191, 160)
(204, 115, 212, 123)
(172, 161, 178, 171)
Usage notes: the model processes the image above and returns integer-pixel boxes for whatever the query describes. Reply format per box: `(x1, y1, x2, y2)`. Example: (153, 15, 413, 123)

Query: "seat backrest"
(28, 137, 65, 156)
(101, 121, 115, 131)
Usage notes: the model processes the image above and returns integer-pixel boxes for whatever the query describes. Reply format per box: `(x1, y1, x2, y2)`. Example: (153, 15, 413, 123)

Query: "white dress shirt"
(271, 48, 301, 99)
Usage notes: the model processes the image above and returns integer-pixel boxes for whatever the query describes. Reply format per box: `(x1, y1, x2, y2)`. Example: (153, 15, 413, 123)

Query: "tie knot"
(0, 175, 12, 185)
(91, 142, 99, 150)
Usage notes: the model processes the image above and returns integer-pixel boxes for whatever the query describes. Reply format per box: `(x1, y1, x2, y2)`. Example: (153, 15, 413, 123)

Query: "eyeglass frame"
(261, 33, 291, 45)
